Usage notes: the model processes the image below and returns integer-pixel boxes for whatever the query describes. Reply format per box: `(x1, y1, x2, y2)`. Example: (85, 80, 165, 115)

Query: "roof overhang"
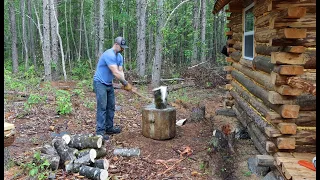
(212, 0, 232, 14)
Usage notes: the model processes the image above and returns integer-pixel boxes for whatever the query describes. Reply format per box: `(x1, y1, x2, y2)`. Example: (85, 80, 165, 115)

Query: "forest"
(4, 0, 228, 85)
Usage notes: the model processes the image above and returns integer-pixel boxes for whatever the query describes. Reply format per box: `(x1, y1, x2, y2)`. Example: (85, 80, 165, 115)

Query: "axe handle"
(131, 89, 153, 102)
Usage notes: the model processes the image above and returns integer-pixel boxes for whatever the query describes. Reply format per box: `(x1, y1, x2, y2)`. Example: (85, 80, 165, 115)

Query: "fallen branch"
(187, 61, 208, 69)
(157, 157, 187, 176)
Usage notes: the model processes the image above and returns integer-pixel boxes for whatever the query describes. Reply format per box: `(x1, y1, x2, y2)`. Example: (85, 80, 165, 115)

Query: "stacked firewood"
(39, 134, 109, 180)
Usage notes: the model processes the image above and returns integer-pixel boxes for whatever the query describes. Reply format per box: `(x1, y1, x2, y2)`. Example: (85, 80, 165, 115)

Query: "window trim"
(243, 2, 255, 61)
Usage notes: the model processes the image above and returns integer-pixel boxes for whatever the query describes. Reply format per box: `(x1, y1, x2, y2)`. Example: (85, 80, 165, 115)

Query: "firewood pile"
(39, 134, 109, 180)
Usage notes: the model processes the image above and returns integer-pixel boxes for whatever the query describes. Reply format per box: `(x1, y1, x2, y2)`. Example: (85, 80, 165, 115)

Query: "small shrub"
(72, 88, 84, 99)
(84, 100, 95, 110)
(24, 93, 46, 110)
(55, 90, 72, 115)
(21, 151, 51, 180)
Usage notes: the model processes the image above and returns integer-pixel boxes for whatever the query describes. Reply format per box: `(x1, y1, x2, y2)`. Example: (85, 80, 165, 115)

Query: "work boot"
(96, 133, 110, 141)
(105, 126, 121, 135)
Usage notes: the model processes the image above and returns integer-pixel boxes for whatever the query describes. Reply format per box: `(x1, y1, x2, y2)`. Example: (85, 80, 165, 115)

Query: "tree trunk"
(69, 0, 77, 62)
(82, 3, 93, 71)
(200, 0, 206, 62)
(43, 0, 52, 81)
(77, 0, 84, 62)
(94, 0, 100, 63)
(8, 1, 19, 73)
(27, 0, 37, 70)
(64, 0, 71, 73)
(136, 0, 147, 77)
(151, 0, 164, 88)
(79, 165, 108, 180)
(191, 0, 200, 65)
(51, 0, 67, 81)
(21, 0, 29, 71)
(98, 0, 105, 57)
(50, 0, 59, 80)
(66, 134, 103, 149)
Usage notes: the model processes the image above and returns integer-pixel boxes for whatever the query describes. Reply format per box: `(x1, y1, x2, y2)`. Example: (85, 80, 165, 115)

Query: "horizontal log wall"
(222, 0, 316, 155)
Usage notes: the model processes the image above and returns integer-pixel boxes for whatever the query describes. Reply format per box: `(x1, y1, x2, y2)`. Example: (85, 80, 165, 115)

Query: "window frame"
(243, 2, 255, 60)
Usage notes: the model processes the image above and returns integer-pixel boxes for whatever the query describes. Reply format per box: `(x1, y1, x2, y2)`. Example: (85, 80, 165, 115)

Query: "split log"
(276, 7, 306, 19)
(41, 144, 59, 156)
(277, 123, 297, 135)
(79, 165, 108, 180)
(230, 90, 270, 130)
(38, 153, 60, 171)
(229, 51, 241, 62)
(252, 56, 274, 74)
(276, 137, 295, 149)
(272, 14, 316, 30)
(273, 65, 304, 75)
(66, 134, 103, 149)
(231, 70, 300, 118)
(255, 44, 282, 56)
(72, 151, 96, 173)
(91, 159, 109, 170)
(271, 52, 307, 65)
(233, 103, 268, 155)
(52, 138, 77, 168)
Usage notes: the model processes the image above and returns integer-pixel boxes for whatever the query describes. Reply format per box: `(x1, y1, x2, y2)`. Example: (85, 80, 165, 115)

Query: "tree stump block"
(142, 104, 176, 140)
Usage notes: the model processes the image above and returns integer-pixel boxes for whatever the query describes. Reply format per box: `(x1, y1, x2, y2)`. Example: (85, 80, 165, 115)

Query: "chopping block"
(141, 104, 176, 140)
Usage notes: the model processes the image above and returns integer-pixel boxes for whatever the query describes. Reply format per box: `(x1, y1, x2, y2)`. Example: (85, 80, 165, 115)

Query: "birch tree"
(191, 0, 200, 65)
(200, 0, 206, 62)
(151, 0, 164, 88)
(43, 0, 52, 81)
(8, 1, 19, 74)
(21, 0, 29, 70)
(98, 0, 105, 57)
(136, 0, 147, 77)
(50, 0, 59, 80)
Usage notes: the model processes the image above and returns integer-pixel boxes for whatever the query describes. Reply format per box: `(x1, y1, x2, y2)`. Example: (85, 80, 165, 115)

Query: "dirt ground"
(4, 81, 263, 180)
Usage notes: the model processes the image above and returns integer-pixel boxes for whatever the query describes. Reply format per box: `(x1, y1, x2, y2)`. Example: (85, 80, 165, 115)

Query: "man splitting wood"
(93, 36, 132, 140)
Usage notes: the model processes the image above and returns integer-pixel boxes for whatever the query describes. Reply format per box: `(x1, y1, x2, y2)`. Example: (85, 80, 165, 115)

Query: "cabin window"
(243, 3, 254, 60)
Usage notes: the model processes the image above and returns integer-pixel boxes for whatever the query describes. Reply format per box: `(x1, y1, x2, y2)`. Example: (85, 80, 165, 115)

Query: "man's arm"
(108, 65, 127, 85)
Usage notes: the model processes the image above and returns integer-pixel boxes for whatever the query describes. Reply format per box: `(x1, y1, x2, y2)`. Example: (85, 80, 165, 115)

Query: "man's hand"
(121, 83, 133, 91)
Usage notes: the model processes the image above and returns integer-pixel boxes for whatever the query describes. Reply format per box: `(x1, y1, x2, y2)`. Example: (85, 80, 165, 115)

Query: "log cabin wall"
(222, 0, 316, 155)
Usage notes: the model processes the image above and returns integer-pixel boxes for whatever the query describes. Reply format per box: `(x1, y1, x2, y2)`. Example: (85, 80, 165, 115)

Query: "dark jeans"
(93, 81, 115, 135)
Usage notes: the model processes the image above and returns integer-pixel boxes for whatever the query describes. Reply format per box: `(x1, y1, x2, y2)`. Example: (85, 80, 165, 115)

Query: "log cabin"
(212, 0, 316, 179)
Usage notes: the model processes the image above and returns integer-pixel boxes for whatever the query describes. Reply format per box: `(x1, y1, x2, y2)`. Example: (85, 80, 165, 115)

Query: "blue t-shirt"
(93, 48, 123, 85)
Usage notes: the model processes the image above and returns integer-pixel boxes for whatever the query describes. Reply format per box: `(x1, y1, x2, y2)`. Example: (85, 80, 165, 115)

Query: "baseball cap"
(115, 36, 128, 48)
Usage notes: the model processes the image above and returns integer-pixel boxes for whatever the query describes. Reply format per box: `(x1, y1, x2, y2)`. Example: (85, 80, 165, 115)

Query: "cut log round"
(95, 147, 108, 158)
(40, 144, 58, 156)
(62, 134, 71, 144)
(79, 165, 108, 180)
(72, 150, 97, 173)
(113, 148, 141, 157)
(52, 138, 77, 167)
(91, 159, 110, 170)
(68, 134, 103, 149)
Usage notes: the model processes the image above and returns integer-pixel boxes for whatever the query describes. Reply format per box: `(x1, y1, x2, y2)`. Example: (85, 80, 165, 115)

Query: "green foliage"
(84, 99, 95, 110)
(24, 93, 46, 110)
(72, 88, 85, 99)
(4, 68, 25, 91)
(71, 61, 92, 80)
(199, 162, 205, 170)
(21, 151, 51, 180)
(76, 80, 93, 92)
(242, 170, 252, 177)
(55, 90, 72, 115)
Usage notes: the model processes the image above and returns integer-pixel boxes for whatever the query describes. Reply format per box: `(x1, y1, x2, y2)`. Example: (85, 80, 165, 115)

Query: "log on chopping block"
(90, 159, 110, 170)
(71, 150, 96, 173)
(65, 134, 103, 149)
(231, 70, 300, 118)
(52, 138, 77, 168)
(79, 165, 109, 180)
